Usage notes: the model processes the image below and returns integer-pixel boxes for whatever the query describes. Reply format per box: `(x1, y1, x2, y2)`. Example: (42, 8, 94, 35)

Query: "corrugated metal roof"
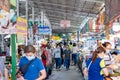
(19, 0, 104, 33)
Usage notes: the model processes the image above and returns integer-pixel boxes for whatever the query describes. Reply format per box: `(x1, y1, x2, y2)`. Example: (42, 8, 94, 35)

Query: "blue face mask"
(26, 56, 35, 61)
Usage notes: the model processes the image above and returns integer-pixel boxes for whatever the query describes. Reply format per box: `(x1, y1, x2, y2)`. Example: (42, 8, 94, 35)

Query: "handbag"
(41, 53, 47, 60)
(19, 57, 37, 75)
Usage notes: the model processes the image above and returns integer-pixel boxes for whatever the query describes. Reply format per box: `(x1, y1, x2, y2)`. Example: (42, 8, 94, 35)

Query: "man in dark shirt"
(63, 45, 71, 70)
(59, 43, 64, 65)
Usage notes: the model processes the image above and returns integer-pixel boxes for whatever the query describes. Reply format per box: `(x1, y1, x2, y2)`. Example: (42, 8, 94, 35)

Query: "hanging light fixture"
(112, 21, 120, 32)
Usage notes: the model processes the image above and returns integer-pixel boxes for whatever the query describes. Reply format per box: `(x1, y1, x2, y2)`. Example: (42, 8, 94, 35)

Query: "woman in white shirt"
(72, 43, 79, 66)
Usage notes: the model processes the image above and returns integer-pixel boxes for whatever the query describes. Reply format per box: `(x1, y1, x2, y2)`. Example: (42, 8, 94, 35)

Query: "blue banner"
(38, 26, 51, 35)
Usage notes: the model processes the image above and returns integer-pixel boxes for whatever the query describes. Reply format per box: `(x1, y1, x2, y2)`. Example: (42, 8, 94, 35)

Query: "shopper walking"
(40, 44, 49, 79)
(18, 45, 46, 80)
(59, 43, 64, 66)
(53, 44, 61, 70)
(72, 43, 79, 66)
(69, 42, 73, 52)
(46, 44, 53, 76)
(63, 45, 71, 70)
(84, 46, 109, 80)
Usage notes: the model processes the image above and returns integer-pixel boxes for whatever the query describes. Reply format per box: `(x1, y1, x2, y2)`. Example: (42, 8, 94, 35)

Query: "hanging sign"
(0, 0, 10, 12)
(60, 20, 71, 27)
(39, 11, 52, 35)
(38, 25, 51, 35)
(0, 9, 17, 34)
(16, 17, 28, 43)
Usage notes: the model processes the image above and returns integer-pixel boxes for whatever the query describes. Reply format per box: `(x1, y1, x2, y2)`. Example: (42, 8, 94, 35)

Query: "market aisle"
(48, 66, 84, 80)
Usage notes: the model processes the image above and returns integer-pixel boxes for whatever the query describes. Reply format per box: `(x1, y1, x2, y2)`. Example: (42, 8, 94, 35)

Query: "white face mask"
(26, 55, 35, 61)
(106, 50, 110, 54)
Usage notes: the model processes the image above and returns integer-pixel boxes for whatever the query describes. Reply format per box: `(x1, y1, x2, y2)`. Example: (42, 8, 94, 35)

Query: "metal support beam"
(52, 26, 80, 30)
(26, 0, 28, 20)
(11, 0, 19, 79)
(26, 0, 28, 45)
(84, 0, 103, 3)
(52, 30, 77, 33)
(38, 15, 40, 25)
(77, 31, 80, 42)
(49, 16, 82, 21)
(47, 14, 84, 19)
(32, 7, 35, 24)
(17, 0, 19, 16)
(11, 34, 16, 80)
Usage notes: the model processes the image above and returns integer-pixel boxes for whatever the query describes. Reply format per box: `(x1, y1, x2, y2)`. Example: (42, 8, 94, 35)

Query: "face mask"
(26, 55, 35, 61)
(106, 50, 110, 54)
(101, 54, 105, 59)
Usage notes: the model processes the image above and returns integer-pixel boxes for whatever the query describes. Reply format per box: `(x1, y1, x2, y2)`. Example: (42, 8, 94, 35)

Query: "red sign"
(60, 20, 70, 27)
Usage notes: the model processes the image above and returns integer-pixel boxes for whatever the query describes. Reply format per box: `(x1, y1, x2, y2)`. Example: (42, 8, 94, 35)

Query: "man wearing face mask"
(18, 45, 46, 80)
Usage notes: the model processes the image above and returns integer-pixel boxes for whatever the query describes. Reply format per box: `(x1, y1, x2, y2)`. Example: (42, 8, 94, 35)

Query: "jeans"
(72, 53, 77, 65)
(45, 66, 49, 79)
(65, 59, 70, 69)
(55, 58, 61, 69)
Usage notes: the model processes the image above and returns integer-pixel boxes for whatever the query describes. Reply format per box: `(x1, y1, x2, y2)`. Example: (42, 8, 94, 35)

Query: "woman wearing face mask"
(18, 45, 46, 80)
(102, 42, 114, 66)
(84, 46, 109, 80)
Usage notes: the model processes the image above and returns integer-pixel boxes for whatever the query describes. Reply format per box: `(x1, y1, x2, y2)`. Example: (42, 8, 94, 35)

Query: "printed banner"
(40, 11, 52, 35)
(38, 26, 51, 35)
(0, 0, 10, 12)
(17, 17, 28, 43)
(0, 9, 17, 34)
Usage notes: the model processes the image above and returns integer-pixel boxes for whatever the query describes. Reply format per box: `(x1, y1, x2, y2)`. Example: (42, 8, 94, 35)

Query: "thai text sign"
(17, 17, 28, 43)
(38, 26, 51, 35)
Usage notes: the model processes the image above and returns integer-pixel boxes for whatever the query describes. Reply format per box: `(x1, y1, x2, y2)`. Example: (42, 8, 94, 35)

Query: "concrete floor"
(48, 66, 84, 80)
